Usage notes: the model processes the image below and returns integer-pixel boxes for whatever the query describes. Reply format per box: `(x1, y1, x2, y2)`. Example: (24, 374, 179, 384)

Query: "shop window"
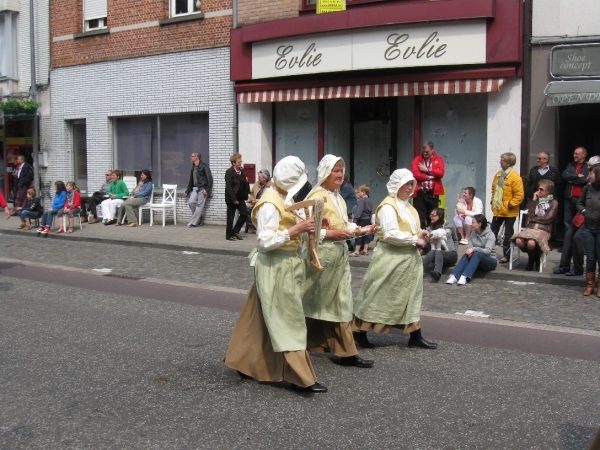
(115, 114, 209, 189)
(422, 94, 488, 207)
(275, 102, 318, 186)
(84, 0, 107, 30)
(0, 12, 18, 78)
(171, 0, 201, 16)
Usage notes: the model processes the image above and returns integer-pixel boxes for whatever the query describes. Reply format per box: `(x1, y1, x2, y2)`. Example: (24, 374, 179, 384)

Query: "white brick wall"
(48, 46, 234, 224)
(17, 0, 49, 90)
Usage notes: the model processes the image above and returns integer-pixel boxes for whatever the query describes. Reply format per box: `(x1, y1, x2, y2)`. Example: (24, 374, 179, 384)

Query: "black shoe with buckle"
(291, 382, 328, 393)
(234, 233, 244, 240)
(339, 355, 375, 368)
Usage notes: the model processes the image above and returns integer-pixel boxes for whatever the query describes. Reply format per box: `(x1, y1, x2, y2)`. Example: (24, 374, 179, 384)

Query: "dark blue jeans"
(450, 252, 497, 280)
(18, 210, 39, 220)
(582, 227, 600, 273)
(40, 209, 59, 227)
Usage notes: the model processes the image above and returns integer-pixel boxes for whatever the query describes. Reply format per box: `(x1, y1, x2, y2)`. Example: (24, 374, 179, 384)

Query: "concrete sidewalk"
(0, 215, 583, 286)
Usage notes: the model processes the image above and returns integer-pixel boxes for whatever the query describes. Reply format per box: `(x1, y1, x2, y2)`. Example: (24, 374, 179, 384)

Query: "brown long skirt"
(305, 319, 358, 357)
(352, 317, 421, 334)
(224, 283, 317, 387)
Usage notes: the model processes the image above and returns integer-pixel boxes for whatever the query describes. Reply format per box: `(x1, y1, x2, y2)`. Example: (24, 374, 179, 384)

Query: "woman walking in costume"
(303, 155, 377, 368)
(225, 156, 327, 393)
(352, 168, 437, 350)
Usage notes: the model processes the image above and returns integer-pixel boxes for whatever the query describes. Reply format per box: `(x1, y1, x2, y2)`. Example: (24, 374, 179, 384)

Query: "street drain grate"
(103, 273, 144, 280)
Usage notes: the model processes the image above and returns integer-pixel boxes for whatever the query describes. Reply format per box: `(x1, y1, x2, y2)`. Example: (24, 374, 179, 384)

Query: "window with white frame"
(0, 12, 18, 78)
(115, 114, 209, 189)
(172, 0, 201, 16)
(84, 0, 107, 31)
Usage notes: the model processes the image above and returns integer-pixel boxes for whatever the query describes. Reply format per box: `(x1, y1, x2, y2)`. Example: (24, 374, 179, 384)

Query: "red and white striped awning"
(237, 78, 506, 103)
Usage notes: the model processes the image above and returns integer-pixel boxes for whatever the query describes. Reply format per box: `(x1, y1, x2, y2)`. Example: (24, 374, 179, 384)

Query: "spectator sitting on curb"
(38, 181, 67, 234)
(55, 181, 81, 234)
(83, 170, 113, 224)
(101, 170, 129, 225)
(115, 169, 153, 227)
(15, 188, 42, 230)
(454, 187, 483, 245)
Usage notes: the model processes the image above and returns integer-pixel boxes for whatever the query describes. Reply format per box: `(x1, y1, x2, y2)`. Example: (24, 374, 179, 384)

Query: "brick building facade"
(48, 0, 234, 224)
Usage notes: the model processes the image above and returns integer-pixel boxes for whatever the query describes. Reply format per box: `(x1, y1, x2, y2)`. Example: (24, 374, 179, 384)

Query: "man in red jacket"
(411, 140, 445, 228)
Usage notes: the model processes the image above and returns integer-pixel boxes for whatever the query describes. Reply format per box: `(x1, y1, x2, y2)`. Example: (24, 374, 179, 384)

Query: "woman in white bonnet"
(303, 155, 377, 368)
(352, 168, 438, 350)
(225, 156, 327, 393)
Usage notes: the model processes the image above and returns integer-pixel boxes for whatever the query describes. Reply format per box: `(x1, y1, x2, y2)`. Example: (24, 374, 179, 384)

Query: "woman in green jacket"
(101, 169, 129, 225)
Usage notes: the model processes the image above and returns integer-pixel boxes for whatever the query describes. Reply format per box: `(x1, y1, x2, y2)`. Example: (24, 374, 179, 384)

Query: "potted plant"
(0, 98, 41, 118)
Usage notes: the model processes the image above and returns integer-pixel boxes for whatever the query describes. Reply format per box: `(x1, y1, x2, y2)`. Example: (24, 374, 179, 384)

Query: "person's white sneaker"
(457, 275, 468, 285)
(446, 275, 457, 284)
(459, 239, 469, 245)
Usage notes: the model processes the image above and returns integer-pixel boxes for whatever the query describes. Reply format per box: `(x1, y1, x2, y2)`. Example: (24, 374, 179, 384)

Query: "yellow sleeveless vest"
(375, 195, 420, 241)
(307, 188, 348, 230)
(252, 190, 301, 250)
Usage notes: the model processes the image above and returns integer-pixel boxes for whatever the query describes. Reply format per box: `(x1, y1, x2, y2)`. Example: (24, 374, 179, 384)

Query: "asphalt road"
(0, 257, 599, 449)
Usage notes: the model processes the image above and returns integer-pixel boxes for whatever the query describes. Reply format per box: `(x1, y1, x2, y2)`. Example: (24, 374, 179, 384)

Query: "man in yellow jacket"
(490, 152, 524, 264)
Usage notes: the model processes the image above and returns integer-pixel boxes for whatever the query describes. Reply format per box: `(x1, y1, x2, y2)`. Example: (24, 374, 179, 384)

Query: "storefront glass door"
(352, 98, 397, 205)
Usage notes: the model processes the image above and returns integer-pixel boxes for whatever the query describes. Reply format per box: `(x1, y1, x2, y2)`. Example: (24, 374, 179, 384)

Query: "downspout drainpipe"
(520, 0, 532, 176)
(30, 0, 40, 193)
(232, 0, 239, 153)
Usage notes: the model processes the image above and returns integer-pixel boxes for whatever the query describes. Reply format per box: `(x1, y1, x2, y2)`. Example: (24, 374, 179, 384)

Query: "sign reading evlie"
(551, 44, 600, 78)
(251, 20, 486, 80)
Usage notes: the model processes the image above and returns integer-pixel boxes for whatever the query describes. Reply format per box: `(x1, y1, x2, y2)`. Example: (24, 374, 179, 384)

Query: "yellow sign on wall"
(317, 0, 345, 14)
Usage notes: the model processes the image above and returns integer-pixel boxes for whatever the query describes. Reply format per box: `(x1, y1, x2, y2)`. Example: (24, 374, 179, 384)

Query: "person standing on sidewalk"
(411, 140, 445, 229)
(353, 169, 437, 350)
(13, 155, 34, 210)
(526, 151, 561, 201)
(245, 169, 272, 234)
(184, 152, 213, 228)
(576, 165, 600, 297)
(225, 156, 327, 393)
(224, 153, 250, 241)
(554, 156, 600, 276)
(562, 146, 589, 234)
(490, 152, 524, 264)
(303, 155, 376, 368)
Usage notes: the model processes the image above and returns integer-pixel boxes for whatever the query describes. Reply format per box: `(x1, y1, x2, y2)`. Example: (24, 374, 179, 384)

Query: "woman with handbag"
(576, 165, 600, 296)
(510, 179, 558, 271)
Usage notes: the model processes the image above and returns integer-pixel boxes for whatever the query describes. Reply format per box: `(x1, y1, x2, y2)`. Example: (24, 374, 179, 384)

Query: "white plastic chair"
(149, 184, 177, 227)
(123, 176, 137, 194)
(509, 210, 546, 273)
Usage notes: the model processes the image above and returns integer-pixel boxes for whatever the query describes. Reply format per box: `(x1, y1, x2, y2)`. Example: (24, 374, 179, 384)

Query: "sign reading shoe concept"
(251, 20, 486, 80)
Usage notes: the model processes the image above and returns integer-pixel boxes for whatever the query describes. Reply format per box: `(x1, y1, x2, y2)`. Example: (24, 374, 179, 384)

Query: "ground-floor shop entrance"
(274, 94, 489, 208)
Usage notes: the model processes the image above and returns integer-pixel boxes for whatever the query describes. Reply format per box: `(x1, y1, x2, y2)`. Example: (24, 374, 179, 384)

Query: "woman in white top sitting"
(454, 186, 484, 245)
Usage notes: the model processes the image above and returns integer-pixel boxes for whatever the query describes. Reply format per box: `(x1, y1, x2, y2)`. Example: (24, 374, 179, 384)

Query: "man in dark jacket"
(224, 153, 250, 240)
(13, 155, 34, 210)
(562, 146, 589, 233)
(184, 152, 213, 227)
(526, 151, 561, 200)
